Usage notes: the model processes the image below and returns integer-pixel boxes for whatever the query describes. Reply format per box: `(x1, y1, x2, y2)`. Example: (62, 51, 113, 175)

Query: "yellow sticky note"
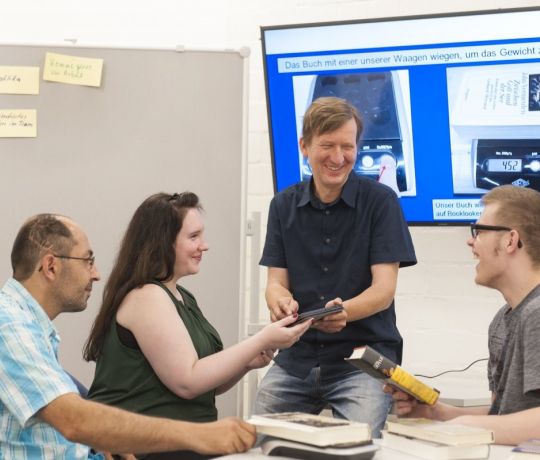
(0, 110, 37, 137)
(43, 52, 103, 87)
(0, 66, 40, 94)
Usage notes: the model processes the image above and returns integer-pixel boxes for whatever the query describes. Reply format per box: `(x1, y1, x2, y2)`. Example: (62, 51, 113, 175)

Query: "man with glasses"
(0, 213, 256, 459)
(387, 185, 540, 445)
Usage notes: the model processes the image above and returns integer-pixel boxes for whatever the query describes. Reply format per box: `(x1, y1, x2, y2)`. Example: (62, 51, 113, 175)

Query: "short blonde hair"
(482, 185, 540, 266)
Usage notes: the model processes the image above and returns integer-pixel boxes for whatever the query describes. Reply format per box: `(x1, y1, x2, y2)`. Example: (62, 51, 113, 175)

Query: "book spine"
(390, 367, 440, 405)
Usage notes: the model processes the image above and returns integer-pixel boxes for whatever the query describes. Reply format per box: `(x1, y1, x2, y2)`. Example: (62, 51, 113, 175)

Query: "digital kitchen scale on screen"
(473, 139, 540, 190)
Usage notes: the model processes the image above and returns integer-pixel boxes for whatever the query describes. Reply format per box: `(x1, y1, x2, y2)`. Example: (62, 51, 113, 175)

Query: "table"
(219, 441, 513, 459)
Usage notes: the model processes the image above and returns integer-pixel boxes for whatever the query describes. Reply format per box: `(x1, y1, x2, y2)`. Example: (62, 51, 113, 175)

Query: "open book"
(385, 417, 494, 446)
(345, 345, 440, 405)
(248, 412, 371, 447)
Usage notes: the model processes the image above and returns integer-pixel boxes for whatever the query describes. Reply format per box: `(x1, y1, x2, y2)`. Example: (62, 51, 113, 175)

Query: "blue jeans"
(254, 364, 392, 437)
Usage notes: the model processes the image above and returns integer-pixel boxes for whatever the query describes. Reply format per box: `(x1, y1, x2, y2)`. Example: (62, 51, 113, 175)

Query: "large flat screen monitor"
(261, 7, 540, 225)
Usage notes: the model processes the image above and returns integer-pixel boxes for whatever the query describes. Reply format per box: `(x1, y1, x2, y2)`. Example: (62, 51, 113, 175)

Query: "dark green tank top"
(88, 282, 223, 422)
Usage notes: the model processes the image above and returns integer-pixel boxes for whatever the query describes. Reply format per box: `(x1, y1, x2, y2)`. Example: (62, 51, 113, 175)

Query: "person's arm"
(265, 267, 299, 321)
(38, 393, 255, 455)
(118, 285, 311, 399)
(384, 385, 491, 420)
(386, 386, 540, 444)
(214, 349, 274, 395)
(450, 406, 540, 445)
(344, 262, 399, 321)
(312, 263, 398, 333)
(324, 188, 415, 327)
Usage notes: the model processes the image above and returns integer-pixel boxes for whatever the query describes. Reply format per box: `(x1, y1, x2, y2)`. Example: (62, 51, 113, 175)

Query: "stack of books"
(248, 412, 379, 460)
(381, 417, 494, 460)
(508, 439, 540, 459)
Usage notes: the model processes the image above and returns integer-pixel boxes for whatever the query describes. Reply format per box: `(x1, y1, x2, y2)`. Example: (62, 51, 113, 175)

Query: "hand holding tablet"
(288, 304, 344, 327)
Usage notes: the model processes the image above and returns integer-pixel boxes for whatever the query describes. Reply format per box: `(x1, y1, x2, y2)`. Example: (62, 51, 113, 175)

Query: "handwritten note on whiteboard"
(43, 52, 103, 87)
(0, 66, 40, 94)
(0, 110, 37, 137)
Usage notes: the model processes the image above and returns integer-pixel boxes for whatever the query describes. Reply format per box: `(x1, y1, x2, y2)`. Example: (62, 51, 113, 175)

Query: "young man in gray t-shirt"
(386, 185, 540, 445)
(488, 285, 540, 415)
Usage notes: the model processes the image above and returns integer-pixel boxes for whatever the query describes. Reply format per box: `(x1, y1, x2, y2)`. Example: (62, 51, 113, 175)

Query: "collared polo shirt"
(0, 278, 102, 459)
(260, 173, 416, 379)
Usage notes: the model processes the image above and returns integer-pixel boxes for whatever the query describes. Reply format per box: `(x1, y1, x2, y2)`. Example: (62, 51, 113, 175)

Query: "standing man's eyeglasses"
(470, 224, 523, 248)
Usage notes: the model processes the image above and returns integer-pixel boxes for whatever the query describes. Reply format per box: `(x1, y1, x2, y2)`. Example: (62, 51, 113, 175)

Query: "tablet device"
(289, 304, 344, 326)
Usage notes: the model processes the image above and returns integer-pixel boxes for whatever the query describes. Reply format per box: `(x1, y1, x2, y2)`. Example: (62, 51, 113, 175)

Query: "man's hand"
(311, 298, 347, 333)
(269, 296, 299, 322)
(187, 417, 256, 455)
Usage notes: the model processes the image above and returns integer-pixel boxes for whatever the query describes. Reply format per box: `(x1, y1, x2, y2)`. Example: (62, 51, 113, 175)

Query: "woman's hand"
(246, 348, 275, 370)
(258, 314, 312, 350)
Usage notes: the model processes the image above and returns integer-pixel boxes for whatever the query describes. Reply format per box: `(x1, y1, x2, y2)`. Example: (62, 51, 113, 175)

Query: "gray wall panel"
(0, 44, 245, 417)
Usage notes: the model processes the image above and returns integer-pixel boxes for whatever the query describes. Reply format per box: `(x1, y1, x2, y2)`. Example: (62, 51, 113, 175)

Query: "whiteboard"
(0, 43, 247, 417)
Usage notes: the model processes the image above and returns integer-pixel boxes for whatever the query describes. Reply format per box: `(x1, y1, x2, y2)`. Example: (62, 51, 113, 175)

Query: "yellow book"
(345, 345, 440, 405)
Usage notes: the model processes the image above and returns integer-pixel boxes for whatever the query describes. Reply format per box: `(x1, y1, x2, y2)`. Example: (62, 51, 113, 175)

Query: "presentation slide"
(262, 8, 540, 224)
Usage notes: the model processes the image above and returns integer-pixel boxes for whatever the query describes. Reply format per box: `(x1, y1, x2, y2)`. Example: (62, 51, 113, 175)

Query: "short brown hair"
(301, 96, 363, 146)
(11, 214, 75, 281)
(482, 185, 540, 266)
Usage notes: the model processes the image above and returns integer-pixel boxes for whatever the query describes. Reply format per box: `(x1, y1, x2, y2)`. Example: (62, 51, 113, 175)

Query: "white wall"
(2, 0, 540, 408)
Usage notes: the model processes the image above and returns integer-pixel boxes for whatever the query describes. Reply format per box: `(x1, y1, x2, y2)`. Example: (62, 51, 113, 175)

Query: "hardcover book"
(381, 430, 490, 460)
(247, 412, 371, 447)
(450, 63, 540, 126)
(345, 345, 440, 405)
(385, 417, 494, 446)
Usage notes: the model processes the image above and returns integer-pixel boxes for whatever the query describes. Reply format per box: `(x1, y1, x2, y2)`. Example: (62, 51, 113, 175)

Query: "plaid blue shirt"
(0, 278, 102, 459)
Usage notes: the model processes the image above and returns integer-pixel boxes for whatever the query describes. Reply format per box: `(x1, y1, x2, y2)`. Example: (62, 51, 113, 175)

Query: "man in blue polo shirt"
(254, 96, 416, 436)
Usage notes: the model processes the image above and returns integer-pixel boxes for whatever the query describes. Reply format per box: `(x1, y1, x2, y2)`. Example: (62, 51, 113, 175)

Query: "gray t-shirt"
(488, 284, 540, 414)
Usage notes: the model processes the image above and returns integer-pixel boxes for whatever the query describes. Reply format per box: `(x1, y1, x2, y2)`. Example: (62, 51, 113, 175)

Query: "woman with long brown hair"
(84, 192, 310, 428)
